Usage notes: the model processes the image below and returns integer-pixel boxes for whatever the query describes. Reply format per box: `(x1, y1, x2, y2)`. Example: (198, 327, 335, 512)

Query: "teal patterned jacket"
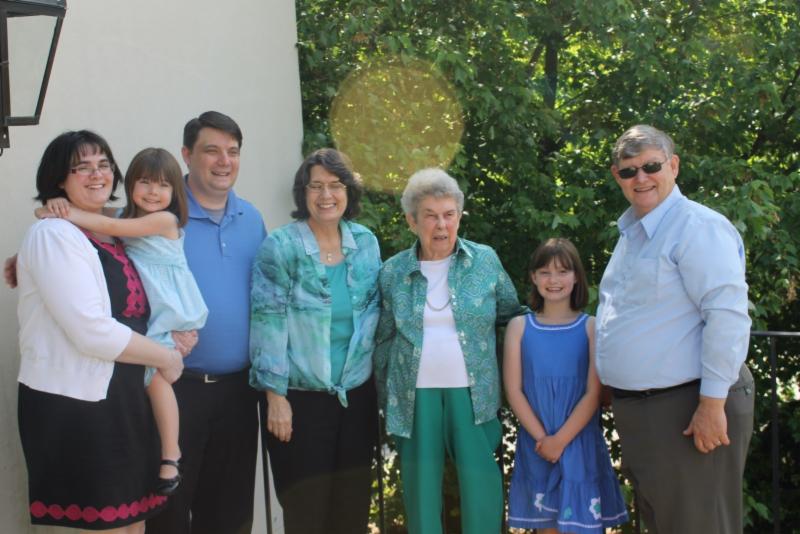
(374, 237, 525, 438)
(249, 220, 381, 406)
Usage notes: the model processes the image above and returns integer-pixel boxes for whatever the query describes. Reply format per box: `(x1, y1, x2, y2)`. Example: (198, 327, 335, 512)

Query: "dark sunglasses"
(617, 159, 668, 179)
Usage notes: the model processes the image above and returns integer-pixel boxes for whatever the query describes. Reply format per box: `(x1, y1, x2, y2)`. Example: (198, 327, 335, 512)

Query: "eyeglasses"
(70, 162, 116, 176)
(616, 160, 667, 179)
(306, 181, 347, 193)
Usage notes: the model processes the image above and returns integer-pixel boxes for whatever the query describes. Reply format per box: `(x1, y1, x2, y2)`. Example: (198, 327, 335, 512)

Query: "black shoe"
(156, 458, 182, 496)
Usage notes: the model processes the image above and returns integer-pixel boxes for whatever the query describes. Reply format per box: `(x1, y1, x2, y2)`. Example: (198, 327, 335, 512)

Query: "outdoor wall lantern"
(0, 0, 66, 152)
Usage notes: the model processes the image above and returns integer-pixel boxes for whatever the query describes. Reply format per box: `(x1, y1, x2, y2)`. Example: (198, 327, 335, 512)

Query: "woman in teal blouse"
(374, 168, 525, 534)
(249, 149, 381, 534)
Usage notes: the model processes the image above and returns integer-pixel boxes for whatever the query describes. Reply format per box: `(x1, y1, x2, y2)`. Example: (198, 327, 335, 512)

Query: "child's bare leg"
(146, 372, 181, 480)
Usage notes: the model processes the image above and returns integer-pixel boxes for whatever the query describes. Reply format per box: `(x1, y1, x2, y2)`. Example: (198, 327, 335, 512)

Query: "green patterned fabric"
(374, 238, 525, 438)
(249, 220, 381, 406)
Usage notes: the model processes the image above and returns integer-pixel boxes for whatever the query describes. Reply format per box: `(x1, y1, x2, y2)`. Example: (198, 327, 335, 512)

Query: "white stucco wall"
(0, 1, 302, 532)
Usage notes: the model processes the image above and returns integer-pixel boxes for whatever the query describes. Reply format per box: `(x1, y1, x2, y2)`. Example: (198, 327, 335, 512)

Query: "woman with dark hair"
(16, 131, 184, 532)
(249, 148, 381, 534)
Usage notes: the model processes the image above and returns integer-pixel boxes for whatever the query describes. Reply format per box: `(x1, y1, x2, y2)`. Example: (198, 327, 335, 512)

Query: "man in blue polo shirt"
(147, 111, 266, 534)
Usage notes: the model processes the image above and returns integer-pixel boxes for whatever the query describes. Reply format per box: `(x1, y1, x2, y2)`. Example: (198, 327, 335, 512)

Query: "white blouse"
(416, 256, 469, 388)
(17, 219, 132, 401)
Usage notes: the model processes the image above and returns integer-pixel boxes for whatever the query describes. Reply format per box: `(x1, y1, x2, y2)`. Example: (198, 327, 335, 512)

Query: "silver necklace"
(426, 295, 451, 311)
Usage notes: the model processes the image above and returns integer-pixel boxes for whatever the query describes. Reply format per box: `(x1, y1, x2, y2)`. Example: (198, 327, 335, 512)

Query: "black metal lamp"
(0, 0, 66, 151)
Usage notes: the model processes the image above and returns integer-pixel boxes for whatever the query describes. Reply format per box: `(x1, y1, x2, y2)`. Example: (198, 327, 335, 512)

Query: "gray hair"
(401, 168, 465, 218)
(612, 124, 675, 165)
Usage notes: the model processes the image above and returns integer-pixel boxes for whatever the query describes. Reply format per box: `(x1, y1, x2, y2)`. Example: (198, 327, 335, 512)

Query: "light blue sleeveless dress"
(123, 232, 208, 383)
(507, 313, 628, 533)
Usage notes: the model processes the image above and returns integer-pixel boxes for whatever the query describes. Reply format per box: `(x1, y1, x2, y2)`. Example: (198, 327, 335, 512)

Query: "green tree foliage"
(296, 1, 800, 531)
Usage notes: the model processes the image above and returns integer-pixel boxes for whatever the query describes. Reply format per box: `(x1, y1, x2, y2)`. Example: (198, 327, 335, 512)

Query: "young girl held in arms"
(504, 238, 627, 533)
(38, 148, 207, 496)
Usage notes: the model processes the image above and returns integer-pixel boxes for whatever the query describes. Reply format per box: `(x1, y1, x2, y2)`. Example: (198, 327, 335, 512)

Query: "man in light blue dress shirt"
(596, 124, 755, 533)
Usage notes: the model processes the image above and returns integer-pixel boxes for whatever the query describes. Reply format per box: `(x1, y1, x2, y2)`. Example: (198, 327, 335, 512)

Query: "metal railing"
(749, 330, 800, 534)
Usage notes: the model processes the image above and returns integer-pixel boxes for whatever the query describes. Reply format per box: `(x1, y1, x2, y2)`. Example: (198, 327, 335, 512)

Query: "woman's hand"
(158, 349, 184, 384)
(266, 391, 293, 442)
(535, 435, 567, 463)
(171, 330, 199, 357)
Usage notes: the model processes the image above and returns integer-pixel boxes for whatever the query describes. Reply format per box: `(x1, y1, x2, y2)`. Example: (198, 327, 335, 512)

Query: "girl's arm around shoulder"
(58, 205, 179, 240)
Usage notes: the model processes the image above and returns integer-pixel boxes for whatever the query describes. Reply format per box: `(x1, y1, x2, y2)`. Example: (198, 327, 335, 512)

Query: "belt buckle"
(203, 374, 217, 384)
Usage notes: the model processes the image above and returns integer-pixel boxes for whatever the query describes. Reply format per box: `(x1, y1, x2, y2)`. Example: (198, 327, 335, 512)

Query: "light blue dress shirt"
(596, 186, 751, 398)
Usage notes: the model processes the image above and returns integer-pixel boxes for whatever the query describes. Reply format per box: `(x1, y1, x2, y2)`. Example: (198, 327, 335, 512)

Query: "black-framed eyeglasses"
(70, 162, 116, 176)
(617, 159, 667, 179)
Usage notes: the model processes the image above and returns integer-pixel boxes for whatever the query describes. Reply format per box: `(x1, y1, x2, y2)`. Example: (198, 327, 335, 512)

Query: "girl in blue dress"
(503, 238, 627, 533)
(38, 148, 207, 497)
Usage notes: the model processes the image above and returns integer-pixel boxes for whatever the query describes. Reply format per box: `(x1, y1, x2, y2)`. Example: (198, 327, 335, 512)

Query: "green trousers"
(395, 388, 503, 534)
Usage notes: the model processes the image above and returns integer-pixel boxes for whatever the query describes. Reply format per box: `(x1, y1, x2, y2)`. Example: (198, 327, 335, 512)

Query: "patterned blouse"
(374, 237, 525, 438)
(249, 219, 381, 406)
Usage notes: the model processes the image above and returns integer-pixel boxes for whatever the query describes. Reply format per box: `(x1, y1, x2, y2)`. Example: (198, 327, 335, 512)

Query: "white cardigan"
(17, 219, 132, 401)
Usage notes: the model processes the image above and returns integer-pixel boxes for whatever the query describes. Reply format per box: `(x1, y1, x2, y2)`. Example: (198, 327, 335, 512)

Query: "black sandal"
(156, 458, 182, 496)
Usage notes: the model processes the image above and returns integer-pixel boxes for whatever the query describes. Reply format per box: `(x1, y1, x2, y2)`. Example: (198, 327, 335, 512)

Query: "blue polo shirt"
(183, 180, 266, 374)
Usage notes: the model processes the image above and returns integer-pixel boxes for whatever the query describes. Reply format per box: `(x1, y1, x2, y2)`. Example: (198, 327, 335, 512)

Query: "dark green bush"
(296, 1, 800, 531)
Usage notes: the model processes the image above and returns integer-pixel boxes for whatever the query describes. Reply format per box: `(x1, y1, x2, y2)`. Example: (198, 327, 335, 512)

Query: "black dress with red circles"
(18, 234, 167, 529)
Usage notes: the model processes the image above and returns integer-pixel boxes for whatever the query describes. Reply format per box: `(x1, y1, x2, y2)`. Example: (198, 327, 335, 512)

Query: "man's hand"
(171, 330, 199, 357)
(4, 254, 18, 288)
(266, 391, 293, 443)
(683, 395, 729, 453)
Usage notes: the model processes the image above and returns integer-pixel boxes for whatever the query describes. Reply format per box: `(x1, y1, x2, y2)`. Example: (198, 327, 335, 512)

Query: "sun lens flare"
(330, 57, 464, 193)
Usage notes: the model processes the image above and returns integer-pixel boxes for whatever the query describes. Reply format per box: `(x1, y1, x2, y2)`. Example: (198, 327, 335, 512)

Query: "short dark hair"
(35, 130, 123, 204)
(121, 148, 188, 227)
(291, 148, 363, 220)
(528, 237, 589, 312)
(183, 111, 243, 151)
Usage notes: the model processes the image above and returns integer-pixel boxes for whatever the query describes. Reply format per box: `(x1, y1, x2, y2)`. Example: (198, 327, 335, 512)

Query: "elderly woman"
(374, 168, 525, 534)
(249, 148, 381, 534)
(16, 131, 184, 533)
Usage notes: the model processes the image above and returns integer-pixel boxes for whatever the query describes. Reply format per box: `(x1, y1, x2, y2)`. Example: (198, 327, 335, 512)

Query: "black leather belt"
(611, 379, 700, 399)
(181, 368, 248, 384)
